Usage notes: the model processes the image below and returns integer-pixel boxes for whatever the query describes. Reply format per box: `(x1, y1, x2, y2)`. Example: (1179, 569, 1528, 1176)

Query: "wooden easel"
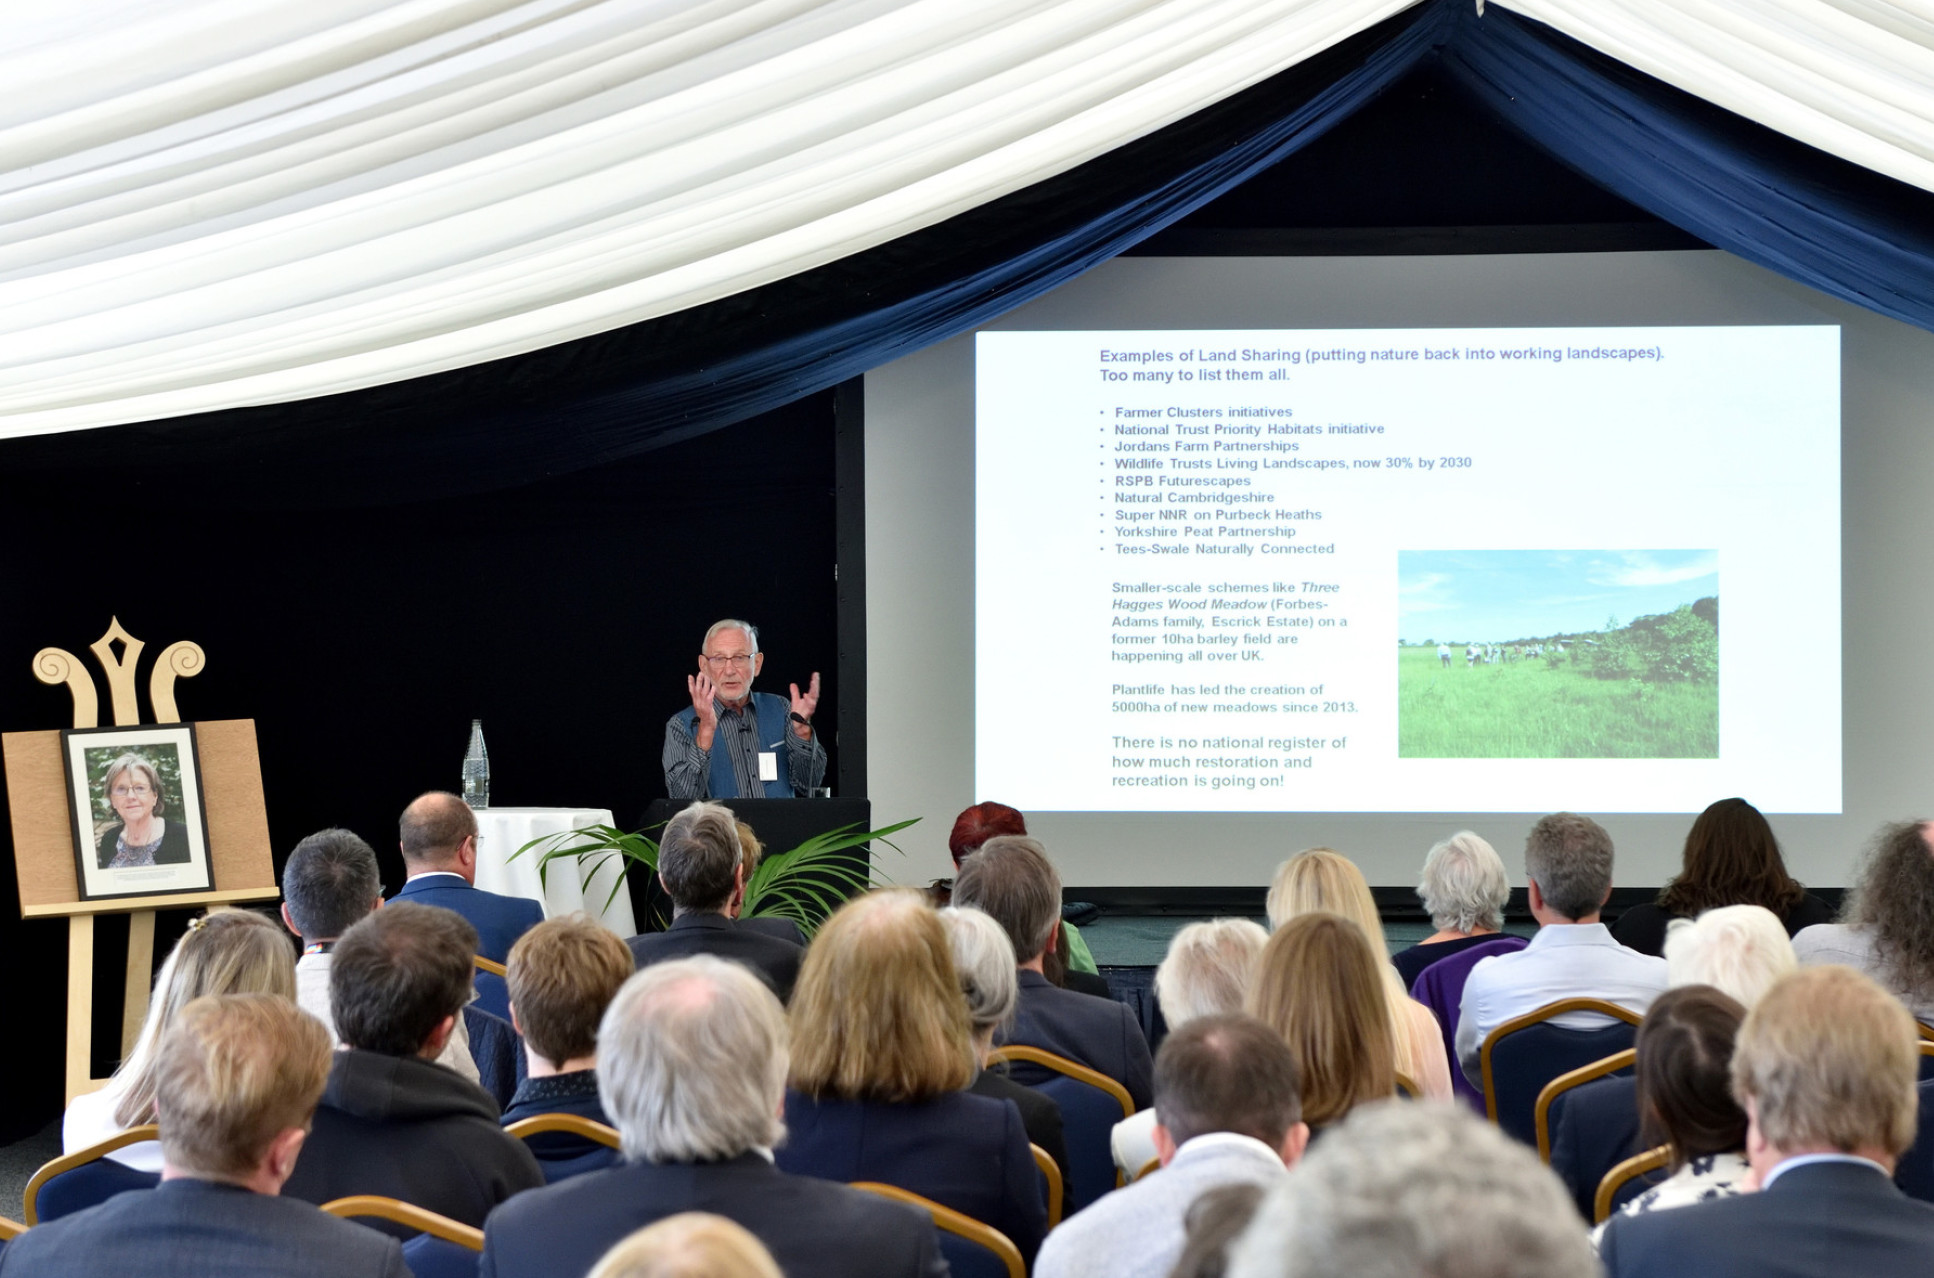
(4, 619, 278, 1101)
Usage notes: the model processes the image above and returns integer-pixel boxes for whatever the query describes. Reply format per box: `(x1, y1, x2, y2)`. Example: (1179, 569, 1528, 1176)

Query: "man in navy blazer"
(481, 955, 944, 1278)
(391, 791, 543, 962)
(1600, 966, 1934, 1277)
(1549, 1073, 1638, 1220)
(625, 801, 804, 1001)
(0, 994, 406, 1278)
(955, 835, 1154, 1109)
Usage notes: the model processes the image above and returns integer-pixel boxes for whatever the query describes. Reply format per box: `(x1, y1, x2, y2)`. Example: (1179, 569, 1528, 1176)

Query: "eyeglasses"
(702, 653, 756, 669)
(110, 783, 154, 798)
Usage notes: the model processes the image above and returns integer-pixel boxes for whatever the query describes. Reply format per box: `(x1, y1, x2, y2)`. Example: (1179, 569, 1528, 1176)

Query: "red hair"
(949, 802, 1026, 868)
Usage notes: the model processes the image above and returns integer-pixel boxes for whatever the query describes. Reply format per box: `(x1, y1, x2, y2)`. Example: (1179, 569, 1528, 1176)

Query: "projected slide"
(976, 326, 1840, 813)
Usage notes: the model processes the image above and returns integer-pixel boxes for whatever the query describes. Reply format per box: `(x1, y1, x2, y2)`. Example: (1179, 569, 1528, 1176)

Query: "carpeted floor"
(0, 1120, 61, 1223)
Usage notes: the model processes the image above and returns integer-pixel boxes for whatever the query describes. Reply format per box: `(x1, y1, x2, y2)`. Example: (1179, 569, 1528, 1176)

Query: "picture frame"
(60, 723, 214, 901)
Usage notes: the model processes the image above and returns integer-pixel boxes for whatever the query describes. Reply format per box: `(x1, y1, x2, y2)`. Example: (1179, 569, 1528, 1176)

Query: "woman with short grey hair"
(1392, 831, 1520, 987)
(1113, 918, 1269, 1182)
(939, 906, 1070, 1182)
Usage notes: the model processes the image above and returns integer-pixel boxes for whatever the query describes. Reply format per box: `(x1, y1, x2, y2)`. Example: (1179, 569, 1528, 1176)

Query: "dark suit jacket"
(971, 1065, 1070, 1183)
(282, 1048, 544, 1233)
(626, 912, 804, 1002)
(1003, 970, 1155, 1109)
(479, 1152, 946, 1278)
(777, 1089, 1048, 1265)
(1549, 1074, 1640, 1220)
(1600, 1159, 1934, 1278)
(0, 1178, 407, 1277)
(738, 914, 808, 946)
(392, 875, 544, 963)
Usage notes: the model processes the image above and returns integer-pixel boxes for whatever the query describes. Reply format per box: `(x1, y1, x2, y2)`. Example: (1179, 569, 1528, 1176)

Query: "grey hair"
(1664, 904, 1796, 1008)
(1227, 1102, 1598, 1278)
(1155, 919, 1268, 1028)
(597, 956, 788, 1164)
(1416, 832, 1509, 934)
(1523, 813, 1615, 921)
(702, 619, 760, 655)
(938, 906, 1018, 1034)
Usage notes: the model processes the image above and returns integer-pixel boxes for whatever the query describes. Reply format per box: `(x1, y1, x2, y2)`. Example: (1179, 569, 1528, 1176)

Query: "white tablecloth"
(471, 806, 636, 938)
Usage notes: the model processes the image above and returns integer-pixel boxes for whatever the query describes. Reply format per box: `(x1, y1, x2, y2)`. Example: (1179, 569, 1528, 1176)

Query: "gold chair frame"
(850, 1182, 1024, 1278)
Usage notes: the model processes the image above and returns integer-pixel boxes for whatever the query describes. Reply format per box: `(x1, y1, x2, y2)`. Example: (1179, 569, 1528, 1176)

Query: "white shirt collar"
(1526, 922, 1615, 948)
(1761, 1152, 1891, 1190)
(404, 870, 467, 885)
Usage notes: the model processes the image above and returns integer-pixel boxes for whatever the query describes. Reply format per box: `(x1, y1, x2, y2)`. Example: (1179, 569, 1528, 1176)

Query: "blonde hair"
(508, 914, 635, 1066)
(1155, 919, 1268, 1028)
(1245, 913, 1395, 1127)
(735, 822, 764, 884)
(154, 993, 331, 1181)
(1731, 965, 1919, 1157)
(589, 1214, 783, 1278)
(1265, 850, 1424, 1080)
(787, 889, 974, 1101)
(112, 910, 296, 1129)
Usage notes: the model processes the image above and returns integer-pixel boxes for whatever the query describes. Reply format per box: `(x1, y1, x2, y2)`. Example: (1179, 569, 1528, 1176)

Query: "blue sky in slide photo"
(1398, 549, 1718, 645)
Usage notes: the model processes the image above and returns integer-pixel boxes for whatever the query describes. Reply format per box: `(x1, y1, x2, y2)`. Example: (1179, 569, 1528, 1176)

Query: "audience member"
(587, 1214, 783, 1278)
(1227, 1102, 1600, 1278)
(1590, 986, 1750, 1248)
(64, 909, 295, 1172)
(391, 792, 543, 963)
(1390, 831, 1518, 986)
(626, 801, 804, 1000)
(1613, 798, 1832, 956)
(1167, 1183, 1267, 1278)
(1599, 966, 1934, 1276)
(1455, 813, 1668, 1084)
(501, 914, 635, 1180)
(480, 956, 946, 1278)
(778, 889, 1046, 1264)
(936, 802, 1105, 990)
(3, 994, 407, 1277)
(1113, 918, 1267, 1180)
(953, 835, 1154, 1108)
(281, 903, 542, 1227)
(280, 827, 490, 1089)
(727, 820, 806, 945)
(1794, 820, 1934, 1022)
(1266, 850, 1451, 1099)
(1035, 1015, 1306, 1278)
(1549, 902, 1796, 1218)
(1245, 914, 1394, 1131)
(938, 905, 1071, 1181)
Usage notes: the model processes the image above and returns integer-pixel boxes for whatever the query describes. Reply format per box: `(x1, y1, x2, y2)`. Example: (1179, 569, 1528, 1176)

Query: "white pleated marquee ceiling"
(1, 0, 1930, 438)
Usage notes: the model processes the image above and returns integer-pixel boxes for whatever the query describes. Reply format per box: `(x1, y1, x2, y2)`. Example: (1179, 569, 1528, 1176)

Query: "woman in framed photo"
(96, 752, 191, 869)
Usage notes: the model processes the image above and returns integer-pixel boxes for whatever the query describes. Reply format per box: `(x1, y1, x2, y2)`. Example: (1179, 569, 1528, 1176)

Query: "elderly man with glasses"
(663, 618, 826, 800)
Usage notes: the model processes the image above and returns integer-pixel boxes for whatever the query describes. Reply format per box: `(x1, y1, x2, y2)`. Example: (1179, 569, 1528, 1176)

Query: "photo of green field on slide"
(1398, 550, 1718, 759)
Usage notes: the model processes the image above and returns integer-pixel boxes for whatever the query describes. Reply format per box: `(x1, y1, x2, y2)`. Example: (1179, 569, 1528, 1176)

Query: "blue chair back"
(938, 1232, 1012, 1278)
(1409, 936, 1530, 1114)
(33, 1159, 159, 1223)
(1897, 1077, 1934, 1203)
(1485, 1005, 1639, 1147)
(462, 1003, 525, 1110)
(402, 1233, 482, 1278)
(1033, 1073, 1124, 1213)
(471, 968, 512, 1023)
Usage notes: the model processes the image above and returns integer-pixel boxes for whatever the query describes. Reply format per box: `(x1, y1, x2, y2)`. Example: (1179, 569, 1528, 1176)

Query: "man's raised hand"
(789, 672, 822, 739)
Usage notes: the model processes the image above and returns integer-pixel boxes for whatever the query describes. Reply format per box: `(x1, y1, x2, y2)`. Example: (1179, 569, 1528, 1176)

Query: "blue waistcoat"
(677, 691, 796, 798)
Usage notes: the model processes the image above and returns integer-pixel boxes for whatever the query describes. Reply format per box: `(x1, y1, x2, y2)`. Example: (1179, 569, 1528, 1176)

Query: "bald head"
(400, 791, 478, 875)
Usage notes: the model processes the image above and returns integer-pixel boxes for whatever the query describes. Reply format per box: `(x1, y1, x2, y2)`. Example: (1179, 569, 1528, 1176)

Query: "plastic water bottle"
(462, 720, 490, 809)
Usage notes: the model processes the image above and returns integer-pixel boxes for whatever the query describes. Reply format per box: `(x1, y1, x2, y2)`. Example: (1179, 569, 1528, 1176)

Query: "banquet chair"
(1028, 1143, 1064, 1228)
(1535, 1048, 1636, 1164)
(1135, 1156, 1161, 1181)
(851, 1182, 1024, 1278)
(472, 958, 512, 1024)
(23, 1125, 161, 1224)
(987, 1044, 1135, 1212)
(322, 1195, 483, 1278)
(1394, 1071, 1421, 1099)
(1894, 1076, 1934, 1203)
(1482, 999, 1641, 1147)
(1408, 936, 1531, 1114)
(463, 1002, 524, 1109)
(505, 1112, 623, 1183)
(1593, 1146, 1670, 1224)
(1920, 1035, 1934, 1083)
(0, 1215, 23, 1240)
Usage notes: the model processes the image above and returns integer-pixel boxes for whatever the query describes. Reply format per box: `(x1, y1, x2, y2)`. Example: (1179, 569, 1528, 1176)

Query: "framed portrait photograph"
(61, 724, 214, 901)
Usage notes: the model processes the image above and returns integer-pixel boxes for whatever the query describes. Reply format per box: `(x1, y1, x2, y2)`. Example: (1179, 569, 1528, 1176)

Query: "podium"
(631, 797, 872, 934)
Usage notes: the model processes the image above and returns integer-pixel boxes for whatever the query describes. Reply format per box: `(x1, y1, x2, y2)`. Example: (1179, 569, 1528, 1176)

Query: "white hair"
(1416, 831, 1510, 934)
(597, 956, 787, 1164)
(701, 619, 760, 655)
(1228, 1102, 1598, 1278)
(938, 906, 1018, 1033)
(1154, 918, 1268, 1028)
(1664, 904, 1797, 1008)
